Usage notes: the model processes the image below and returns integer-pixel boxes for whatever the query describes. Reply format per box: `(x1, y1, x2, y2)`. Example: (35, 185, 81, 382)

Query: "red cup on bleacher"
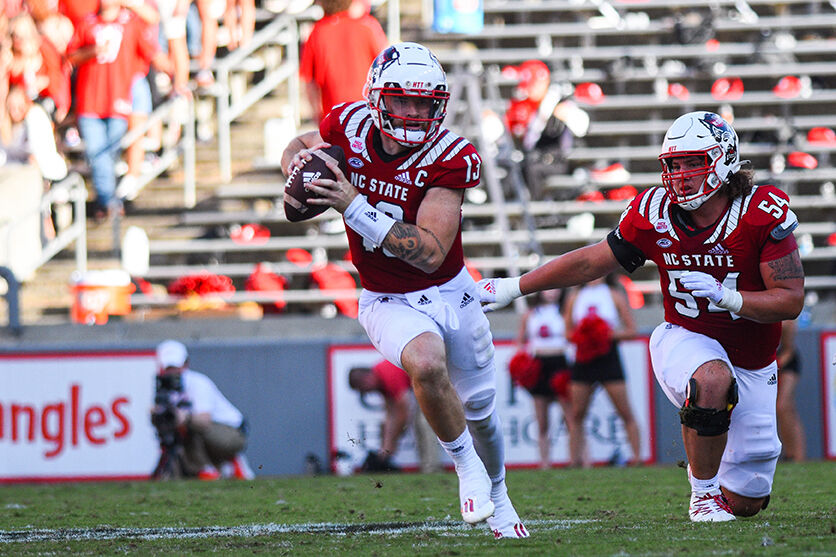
(807, 127, 836, 145)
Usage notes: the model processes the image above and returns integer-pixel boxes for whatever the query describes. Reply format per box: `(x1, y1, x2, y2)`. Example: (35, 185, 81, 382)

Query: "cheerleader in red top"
(564, 275, 641, 468)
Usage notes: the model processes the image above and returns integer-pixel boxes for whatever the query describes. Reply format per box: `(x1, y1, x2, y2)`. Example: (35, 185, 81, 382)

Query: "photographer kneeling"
(151, 340, 254, 480)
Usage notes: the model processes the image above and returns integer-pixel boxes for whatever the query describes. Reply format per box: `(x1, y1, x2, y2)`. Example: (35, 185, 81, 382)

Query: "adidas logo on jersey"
(707, 244, 729, 255)
(417, 295, 432, 306)
(394, 171, 412, 185)
(364, 211, 378, 222)
(767, 373, 777, 385)
(459, 292, 474, 308)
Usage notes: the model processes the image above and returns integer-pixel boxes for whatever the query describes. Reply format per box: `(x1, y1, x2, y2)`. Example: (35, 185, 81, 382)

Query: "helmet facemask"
(660, 148, 725, 211)
(370, 86, 449, 146)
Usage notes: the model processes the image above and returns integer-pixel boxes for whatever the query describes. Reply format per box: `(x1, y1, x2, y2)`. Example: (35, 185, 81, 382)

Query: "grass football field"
(1, 461, 834, 556)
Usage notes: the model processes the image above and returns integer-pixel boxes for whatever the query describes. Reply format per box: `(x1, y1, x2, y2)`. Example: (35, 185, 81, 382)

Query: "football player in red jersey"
(478, 111, 804, 522)
(281, 42, 528, 539)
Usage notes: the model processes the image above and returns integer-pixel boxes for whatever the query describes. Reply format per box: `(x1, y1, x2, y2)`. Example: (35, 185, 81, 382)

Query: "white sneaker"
(487, 484, 529, 539)
(231, 454, 255, 480)
(689, 489, 736, 522)
(458, 465, 495, 524)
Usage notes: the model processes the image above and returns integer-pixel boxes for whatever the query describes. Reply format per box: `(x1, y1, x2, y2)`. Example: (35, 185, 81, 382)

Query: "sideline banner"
(328, 340, 655, 472)
(0, 351, 159, 482)
(822, 332, 836, 459)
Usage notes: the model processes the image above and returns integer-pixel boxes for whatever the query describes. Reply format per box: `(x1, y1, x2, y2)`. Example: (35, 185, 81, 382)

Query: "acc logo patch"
(655, 220, 669, 232)
(348, 157, 364, 169)
(656, 238, 672, 248)
(349, 138, 364, 153)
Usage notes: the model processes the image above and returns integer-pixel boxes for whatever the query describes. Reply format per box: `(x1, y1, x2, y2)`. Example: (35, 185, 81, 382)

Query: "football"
(283, 145, 348, 222)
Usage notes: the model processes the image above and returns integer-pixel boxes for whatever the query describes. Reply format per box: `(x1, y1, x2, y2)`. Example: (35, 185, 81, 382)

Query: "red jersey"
(372, 360, 411, 401)
(320, 101, 481, 293)
(67, 10, 158, 119)
(609, 185, 798, 369)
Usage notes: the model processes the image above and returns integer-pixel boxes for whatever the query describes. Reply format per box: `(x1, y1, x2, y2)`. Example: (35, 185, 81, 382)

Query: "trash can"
(433, 0, 483, 34)
(70, 270, 135, 325)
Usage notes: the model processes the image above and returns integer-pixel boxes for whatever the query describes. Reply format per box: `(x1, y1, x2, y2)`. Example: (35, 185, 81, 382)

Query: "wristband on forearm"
(718, 288, 743, 313)
(344, 195, 396, 247)
(504, 277, 522, 300)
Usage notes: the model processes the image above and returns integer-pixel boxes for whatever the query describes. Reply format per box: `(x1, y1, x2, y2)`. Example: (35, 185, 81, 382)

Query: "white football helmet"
(364, 42, 449, 146)
(658, 111, 747, 211)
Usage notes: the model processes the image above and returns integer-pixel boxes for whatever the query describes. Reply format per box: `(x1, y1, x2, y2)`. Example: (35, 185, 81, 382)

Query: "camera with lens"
(151, 373, 191, 449)
(151, 373, 192, 479)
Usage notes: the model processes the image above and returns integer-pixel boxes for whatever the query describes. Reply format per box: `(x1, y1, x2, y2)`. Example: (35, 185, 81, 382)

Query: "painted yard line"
(0, 519, 594, 543)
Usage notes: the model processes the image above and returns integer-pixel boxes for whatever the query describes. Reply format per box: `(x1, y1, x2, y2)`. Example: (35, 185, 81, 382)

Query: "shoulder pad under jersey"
(619, 187, 666, 231)
(741, 185, 798, 240)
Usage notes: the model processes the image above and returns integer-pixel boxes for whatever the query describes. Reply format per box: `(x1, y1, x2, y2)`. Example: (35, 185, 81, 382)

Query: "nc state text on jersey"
(349, 171, 429, 201)
(662, 252, 735, 268)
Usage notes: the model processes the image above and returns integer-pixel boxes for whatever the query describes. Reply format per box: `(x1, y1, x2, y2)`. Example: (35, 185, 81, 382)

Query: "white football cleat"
(487, 482, 529, 539)
(461, 496, 495, 525)
(458, 467, 495, 524)
(689, 489, 736, 522)
(491, 522, 529, 539)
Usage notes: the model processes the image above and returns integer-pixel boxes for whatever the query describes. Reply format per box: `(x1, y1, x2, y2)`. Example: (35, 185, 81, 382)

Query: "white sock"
(490, 475, 508, 504)
(469, 412, 505, 480)
(690, 473, 720, 493)
(438, 428, 480, 472)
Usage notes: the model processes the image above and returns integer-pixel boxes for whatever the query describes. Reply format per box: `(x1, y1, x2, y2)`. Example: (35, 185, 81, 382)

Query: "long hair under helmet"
(364, 42, 450, 146)
(659, 111, 749, 211)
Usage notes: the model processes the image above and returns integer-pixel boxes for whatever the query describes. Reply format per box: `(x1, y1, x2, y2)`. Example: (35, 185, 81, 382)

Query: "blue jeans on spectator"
(78, 116, 129, 211)
(186, 2, 202, 56)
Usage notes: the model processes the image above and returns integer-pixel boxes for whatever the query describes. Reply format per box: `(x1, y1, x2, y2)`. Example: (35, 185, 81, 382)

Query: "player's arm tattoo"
(767, 250, 804, 281)
(384, 222, 446, 268)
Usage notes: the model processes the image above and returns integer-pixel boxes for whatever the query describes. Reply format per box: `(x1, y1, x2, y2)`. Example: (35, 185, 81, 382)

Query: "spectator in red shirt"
(349, 359, 441, 473)
(6, 13, 70, 122)
(67, 0, 170, 218)
(299, 0, 387, 123)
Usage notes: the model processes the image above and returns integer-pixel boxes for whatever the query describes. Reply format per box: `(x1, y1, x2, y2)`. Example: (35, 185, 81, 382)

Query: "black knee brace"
(679, 377, 738, 436)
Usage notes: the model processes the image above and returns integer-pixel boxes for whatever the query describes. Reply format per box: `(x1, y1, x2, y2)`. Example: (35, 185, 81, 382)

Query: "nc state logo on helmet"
(364, 42, 450, 146)
(658, 111, 749, 211)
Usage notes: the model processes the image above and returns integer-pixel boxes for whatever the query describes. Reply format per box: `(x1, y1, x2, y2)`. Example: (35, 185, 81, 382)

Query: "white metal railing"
(382, 0, 400, 43)
(213, 14, 300, 182)
(1, 171, 87, 282)
(37, 173, 88, 272)
(116, 95, 197, 207)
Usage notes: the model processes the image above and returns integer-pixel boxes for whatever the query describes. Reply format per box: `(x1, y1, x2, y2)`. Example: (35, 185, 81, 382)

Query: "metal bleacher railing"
(209, 14, 300, 183)
(1, 171, 88, 330)
(116, 95, 197, 207)
(1, 171, 89, 280)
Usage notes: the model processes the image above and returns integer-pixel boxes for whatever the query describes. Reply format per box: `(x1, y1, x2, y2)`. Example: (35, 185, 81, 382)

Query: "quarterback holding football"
(479, 111, 805, 522)
(282, 42, 528, 539)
